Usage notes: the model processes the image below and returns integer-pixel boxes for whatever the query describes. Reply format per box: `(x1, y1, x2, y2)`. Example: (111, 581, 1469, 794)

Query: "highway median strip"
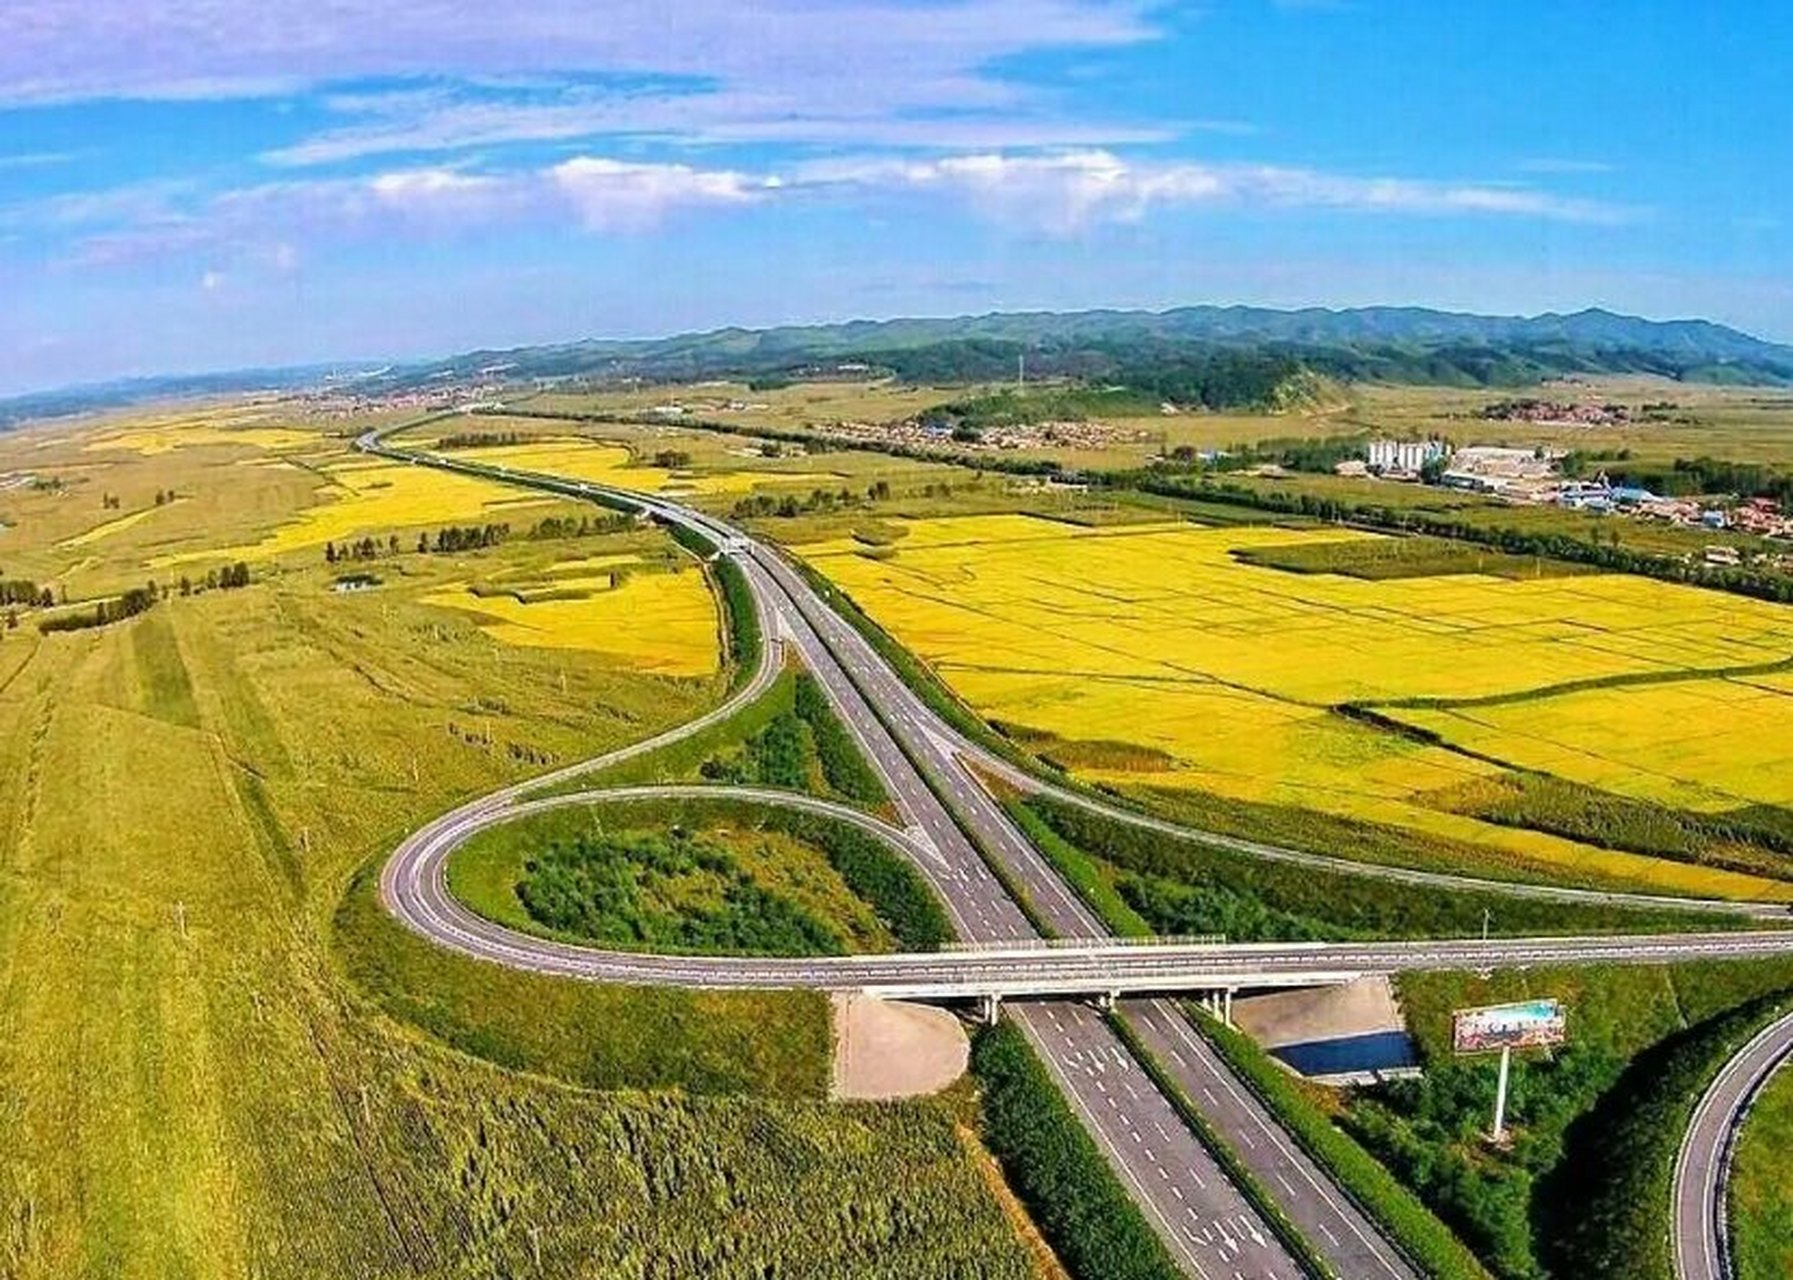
(1105, 1009, 1338, 1280)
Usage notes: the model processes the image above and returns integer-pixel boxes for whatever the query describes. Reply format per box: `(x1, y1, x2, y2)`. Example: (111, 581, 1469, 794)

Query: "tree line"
(31, 563, 251, 635)
(324, 511, 632, 564)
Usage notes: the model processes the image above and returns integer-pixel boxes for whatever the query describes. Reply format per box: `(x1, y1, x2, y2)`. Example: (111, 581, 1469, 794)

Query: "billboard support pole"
(1491, 1045, 1512, 1142)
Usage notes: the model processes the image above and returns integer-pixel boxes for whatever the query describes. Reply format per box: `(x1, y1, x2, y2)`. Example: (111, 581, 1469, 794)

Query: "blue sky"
(1, 0, 1788, 394)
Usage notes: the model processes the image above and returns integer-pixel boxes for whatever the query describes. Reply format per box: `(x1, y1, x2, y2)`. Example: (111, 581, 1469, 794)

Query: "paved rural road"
(1672, 1008, 1793, 1280)
(362, 427, 1793, 1279)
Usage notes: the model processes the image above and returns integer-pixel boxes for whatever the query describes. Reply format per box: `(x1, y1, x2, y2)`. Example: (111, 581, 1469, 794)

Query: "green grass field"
(1731, 1062, 1793, 1280)
(0, 408, 1043, 1280)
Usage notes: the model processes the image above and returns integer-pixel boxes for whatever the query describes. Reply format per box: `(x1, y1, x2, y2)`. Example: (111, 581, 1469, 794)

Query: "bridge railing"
(939, 934, 1226, 953)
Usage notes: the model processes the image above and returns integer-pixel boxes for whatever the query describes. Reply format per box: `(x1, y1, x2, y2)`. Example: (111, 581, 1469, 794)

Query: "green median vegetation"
(1011, 793, 1731, 942)
(972, 1020, 1183, 1280)
(449, 794, 950, 953)
(1196, 1016, 1492, 1280)
(698, 671, 892, 809)
(712, 554, 761, 689)
(793, 672, 889, 806)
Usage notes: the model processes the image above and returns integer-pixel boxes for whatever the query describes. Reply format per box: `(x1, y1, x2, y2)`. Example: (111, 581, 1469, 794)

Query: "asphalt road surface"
(1673, 1008, 1793, 1280)
(362, 428, 1793, 1280)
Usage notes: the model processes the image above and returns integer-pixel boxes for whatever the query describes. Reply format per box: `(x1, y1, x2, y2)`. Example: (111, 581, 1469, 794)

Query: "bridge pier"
(1196, 988, 1237, 1028)
(1094, 990, 1118, 1012)
(978, 992, 1002, 1025)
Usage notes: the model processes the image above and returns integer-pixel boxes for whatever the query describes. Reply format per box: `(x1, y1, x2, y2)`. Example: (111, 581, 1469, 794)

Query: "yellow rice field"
(797, 515, 1793, 704)
(463, 438, 845, 497)
(83, 414, 319, 454)
(421, 561, 719, 677)
(155, 455, 560, 566)
(1392, 676, 1793, 813)
(797, 513, 1793, 897)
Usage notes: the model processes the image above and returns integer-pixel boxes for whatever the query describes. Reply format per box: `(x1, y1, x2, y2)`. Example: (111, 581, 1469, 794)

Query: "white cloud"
(0, 0, 1173, 169)
(55, 157, 780, 267)
(34, 146, 1627, 273)
(1516, 158, 1616, 175)
(0, 0, 1153, 105)
(806, 150, 1631, 230)
(550, 158, 767, 231)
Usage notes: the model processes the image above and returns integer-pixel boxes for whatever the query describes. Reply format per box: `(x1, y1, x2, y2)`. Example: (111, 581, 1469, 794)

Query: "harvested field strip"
(55, 501, 185, 549)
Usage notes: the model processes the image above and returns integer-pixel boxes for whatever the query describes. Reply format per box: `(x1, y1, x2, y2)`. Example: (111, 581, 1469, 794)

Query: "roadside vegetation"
(1195, 1016, 1492, 1280)
(1354, 963, 1793, 1279)
(1231, 534, 1594, 581)
(1009, 793, 1734, 942)
(337, 862, 833, 1092)
(972, 1021, 1183, 1280)
(1431, 774, 1793, 880)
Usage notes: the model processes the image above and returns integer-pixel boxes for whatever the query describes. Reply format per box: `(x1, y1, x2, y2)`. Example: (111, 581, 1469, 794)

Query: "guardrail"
(941, 934, 1227, 953)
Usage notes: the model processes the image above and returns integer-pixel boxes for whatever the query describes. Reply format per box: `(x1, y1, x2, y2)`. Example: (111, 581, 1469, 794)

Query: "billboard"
(1451, 999, 1566, 1055)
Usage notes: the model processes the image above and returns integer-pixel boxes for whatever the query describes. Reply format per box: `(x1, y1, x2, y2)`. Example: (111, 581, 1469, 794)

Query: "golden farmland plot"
(458, 437, 849, 499)
(421, 558, 720, 677)
(797, 513, 1793, 897)
(81, 408, 321, 455)
(1391, 677, 1793, 813)
(797, 514, 1793, 705)
(155, 453, 566, 567)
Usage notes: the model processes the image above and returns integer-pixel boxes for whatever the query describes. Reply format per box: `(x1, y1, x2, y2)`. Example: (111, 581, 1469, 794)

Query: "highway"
(1672, 1008, 1793, 1280)
(362, 428, 1793, 1280)
(364, 432, 1312, 1277)
(364, 430, 1344, 1276)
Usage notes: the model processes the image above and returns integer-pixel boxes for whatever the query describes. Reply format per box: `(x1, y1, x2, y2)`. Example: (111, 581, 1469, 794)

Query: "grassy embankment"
(1010, 792, 1752, 942)
(0, 413, 1043, 1280)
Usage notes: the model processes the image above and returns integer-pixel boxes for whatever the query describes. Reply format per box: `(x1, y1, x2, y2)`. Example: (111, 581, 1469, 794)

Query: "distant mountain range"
(382, 304, 1793, 394)
(7, 305, 1793, 429)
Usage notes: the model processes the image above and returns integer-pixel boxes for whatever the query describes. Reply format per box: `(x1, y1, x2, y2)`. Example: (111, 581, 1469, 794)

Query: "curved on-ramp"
(1673, 1008, 1793, 1280)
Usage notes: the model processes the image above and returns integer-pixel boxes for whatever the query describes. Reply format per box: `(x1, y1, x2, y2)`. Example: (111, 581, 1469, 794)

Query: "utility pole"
(1017, 352, 1025, 391)
(1482, 908, 1492, 943)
